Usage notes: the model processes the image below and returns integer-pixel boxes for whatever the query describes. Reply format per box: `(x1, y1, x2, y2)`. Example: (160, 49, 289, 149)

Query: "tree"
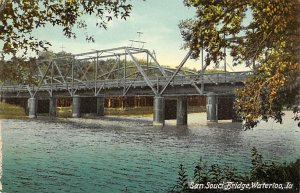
(0, 0, 132, 55)
(0, 56, 37, 84)
(180, 0, 300, 129)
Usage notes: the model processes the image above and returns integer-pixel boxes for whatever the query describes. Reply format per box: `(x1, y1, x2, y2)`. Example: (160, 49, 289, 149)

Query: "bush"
(169, 148, 299, 193)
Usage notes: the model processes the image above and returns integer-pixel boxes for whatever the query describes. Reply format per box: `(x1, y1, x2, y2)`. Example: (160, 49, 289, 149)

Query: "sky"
(4, 0, 250, 71)
(33, 0, 197, 68)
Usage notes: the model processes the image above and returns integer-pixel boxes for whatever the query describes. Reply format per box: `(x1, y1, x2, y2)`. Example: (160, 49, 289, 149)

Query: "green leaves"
(250, 147, 300, 185)
(181, 0, 300, 129)
(0, 0, 132, 55)
(172, 150, 299, 193)
(177, 164, 189, 193)
(0, 57, 38, 85)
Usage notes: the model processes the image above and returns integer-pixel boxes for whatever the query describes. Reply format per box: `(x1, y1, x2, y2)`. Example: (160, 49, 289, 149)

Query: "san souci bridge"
(0, 47, 252, 126)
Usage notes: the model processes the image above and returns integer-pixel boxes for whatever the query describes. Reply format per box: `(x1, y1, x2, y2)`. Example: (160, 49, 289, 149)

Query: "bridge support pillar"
(49, 97, 57, 117)
(72, 95, 81, 118)
(28, 97, 37, 118)
(207, 92, 218, 123)
(177, 96, 187, 126)
(0, 97, 6, 103)
(96, 96, 105, 116)
(153, 96, 165, 126)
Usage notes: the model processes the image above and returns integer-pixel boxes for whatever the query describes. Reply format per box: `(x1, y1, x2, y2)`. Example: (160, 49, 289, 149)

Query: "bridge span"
(0, 47, 251, 126)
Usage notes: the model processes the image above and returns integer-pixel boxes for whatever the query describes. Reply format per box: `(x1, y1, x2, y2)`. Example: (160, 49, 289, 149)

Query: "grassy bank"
(0, 102, 27, 119)
(57, 107, 72, 118)
(57, 106, 154, 118)
(105, 106, 153, 116)
(0, 103, 206, 118)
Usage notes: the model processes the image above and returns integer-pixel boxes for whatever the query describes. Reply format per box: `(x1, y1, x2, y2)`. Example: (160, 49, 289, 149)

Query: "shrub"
(170, 148, 299, 193)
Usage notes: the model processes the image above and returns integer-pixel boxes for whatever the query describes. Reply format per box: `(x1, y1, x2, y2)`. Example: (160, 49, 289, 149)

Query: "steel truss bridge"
(0, 47, 251, 98)
(0, 46, 252, 125)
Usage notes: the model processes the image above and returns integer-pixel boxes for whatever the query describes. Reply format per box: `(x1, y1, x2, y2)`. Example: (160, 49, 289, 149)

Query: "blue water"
(2, 112, 300, 193)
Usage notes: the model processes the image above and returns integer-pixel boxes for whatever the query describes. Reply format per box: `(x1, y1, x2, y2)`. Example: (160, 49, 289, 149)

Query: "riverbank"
(57, 106, 205, 118)
(57, 106, 155, 118)
(0, 102, 27, 119)
(1, 102, 200, 119)
(0, 101, 239, 128)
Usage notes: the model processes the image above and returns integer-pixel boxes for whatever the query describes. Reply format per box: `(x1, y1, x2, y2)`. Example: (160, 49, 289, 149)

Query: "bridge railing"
(0, 71, 252, 93)
(156, 71, 251, 86)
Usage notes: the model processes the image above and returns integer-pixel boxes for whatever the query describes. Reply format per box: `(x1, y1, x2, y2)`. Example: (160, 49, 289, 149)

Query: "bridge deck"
(1, 71, 251, 96)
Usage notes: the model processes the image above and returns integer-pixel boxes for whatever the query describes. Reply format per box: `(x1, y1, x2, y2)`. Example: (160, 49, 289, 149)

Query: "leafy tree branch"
(180, 0, 300, 129)
(0, 0, 132, 55)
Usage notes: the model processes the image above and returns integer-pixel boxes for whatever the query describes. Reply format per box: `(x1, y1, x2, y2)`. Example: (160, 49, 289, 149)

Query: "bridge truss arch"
(0, 46, 251, 98)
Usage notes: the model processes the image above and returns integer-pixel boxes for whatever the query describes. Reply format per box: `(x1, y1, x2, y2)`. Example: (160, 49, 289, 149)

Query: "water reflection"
(2, 112, 300, 193)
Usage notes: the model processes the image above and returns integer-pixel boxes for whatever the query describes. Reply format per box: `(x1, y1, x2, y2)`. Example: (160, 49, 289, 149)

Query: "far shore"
(0, 102, 205, 119)
(1, 102, 296, 130)
(0, 102, 27, 119)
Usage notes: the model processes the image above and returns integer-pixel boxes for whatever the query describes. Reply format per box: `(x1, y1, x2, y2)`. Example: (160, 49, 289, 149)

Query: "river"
(1, 112, 300, 193)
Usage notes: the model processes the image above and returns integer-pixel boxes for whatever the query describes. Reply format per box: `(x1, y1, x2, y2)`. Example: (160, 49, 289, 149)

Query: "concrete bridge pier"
(153, 96, 165, 126)
(49, 97, 57, 117)
(0, 97, 6, 103)
(72, 95, 81, 118)
(96, 96, 105, 116)
(28, 97, 37, 118)
(206, 92, 218, 123)
(177, 96, 187, 126)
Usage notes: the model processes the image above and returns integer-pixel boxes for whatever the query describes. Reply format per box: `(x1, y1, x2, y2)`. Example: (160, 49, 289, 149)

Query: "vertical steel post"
(117, 55, 120, 85)
(124, 54, 127, 93)
(50, 61, 55, 117)
(156, 77, 159, 93)
(51, 61, 54, 96)
(146, 53, 149, 76)
(71, 59, 74, 96)
(95, 52, 98, 96)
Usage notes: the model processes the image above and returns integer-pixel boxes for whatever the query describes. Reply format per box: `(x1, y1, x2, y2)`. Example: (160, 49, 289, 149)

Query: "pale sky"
(3, 0, 250, 71)
(33, 0, 197, 68)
